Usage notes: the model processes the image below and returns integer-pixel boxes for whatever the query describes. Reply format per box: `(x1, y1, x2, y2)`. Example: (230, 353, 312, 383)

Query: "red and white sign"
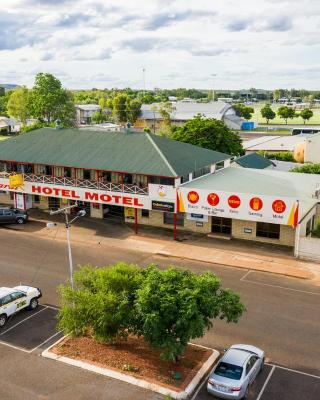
(178, 187, 299, 226)
(0, 178, 150, 209)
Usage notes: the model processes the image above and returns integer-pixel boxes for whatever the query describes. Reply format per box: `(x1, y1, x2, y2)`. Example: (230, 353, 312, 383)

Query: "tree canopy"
(170, 115, 243, 156)
(260, 103, 276, 124)
(233, 103, 254, 120)
(58, 263, 245, 362)
(277, 106, 296, 124)
(7, 86, 30, 124)
(299, 108, 313, 124)
(27, 73, 76, 126)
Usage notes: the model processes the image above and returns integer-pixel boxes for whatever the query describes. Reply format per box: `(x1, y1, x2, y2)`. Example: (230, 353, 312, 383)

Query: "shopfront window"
(256, 222, 280, 239)
(163, 212, 184, 226)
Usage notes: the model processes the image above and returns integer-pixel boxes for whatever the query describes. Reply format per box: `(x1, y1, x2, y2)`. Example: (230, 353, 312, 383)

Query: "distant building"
(0, 117, 20, 133)
(135, 101, 243, 131)
(76, 104, 100, 125)
(243, 133, 320, 163)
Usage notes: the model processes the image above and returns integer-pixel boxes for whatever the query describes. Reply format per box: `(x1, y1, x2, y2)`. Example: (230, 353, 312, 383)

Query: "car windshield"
(215, 362, 243, 380)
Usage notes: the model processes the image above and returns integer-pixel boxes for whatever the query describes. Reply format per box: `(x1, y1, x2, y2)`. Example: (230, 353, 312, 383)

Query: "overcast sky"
(0, 0, 319, 90)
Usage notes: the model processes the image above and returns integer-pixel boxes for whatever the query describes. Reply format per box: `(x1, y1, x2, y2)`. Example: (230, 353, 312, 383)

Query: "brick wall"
(232, 219, 295, 246)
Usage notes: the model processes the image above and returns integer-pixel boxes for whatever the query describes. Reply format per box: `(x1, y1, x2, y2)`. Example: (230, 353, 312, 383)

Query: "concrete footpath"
(12, 212, 318, 281)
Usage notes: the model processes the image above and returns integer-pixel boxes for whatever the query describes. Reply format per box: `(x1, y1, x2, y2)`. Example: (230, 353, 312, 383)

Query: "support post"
(65, 212, 74, 290)
(173, 212, 177, 241)
(134, 208, 138, 234)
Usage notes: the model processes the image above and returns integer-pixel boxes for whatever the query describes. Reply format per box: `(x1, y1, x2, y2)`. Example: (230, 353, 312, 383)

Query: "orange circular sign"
(272, 199, 286, 214)
(228, 195, 241, 209)
(187, 191, 199, 204)
(250, 197, 263, 211)
(207, 193, 220, 206)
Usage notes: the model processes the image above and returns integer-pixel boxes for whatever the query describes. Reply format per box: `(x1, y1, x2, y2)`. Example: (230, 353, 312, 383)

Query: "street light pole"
(49, 204, 86, 290)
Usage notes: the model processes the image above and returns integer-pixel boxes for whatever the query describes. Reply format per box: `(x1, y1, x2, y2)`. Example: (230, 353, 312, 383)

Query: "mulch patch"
(51, 335, 213, 390)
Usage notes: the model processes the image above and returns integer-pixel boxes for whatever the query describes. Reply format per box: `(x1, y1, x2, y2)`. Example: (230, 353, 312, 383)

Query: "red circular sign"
(228, 195, 241, 209)
(207, 193, 220, 206)
(250, 197, 263, 211)
(272, 199, 286, 214)
(187, 191, 199, 204)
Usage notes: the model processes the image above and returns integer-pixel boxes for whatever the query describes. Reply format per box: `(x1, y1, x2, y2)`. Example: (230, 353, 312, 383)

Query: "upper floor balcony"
(0, 171, 149, 195)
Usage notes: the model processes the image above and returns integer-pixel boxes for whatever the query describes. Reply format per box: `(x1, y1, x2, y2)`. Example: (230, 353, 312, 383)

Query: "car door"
(245, 356, 258, 384)
(10, 292, 28, 311)
(249, 356, 260, 381)
(3, 210, 14, 223)
(1, 294, 17, 317)
(0, 209, 4, 224)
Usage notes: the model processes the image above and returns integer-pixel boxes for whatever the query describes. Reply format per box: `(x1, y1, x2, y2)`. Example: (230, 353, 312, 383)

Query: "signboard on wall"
(152, 200, 175, 212)
(0, 178, 150, 209)
(148, 184, 177, 212)
(187, 213, 209, 222)
(124, 207, 135, 219)
(178, 188, 299, 226)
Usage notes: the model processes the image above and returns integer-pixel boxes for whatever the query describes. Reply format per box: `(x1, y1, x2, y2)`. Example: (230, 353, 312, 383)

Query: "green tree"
(0, 87, 5, 97)
(27, 73, 76, 126)
(170, 115, 243, 155)
(135, 266, 245, 362)
(260, 103, 276, 124)
(58, 263, 143, 343)
(126, 98, 142, 123)
(111, 94, 128, 122)
(300, 108, 313, 124)
(277, 106, 296, 124)
(7, 86, 30, 124)
(233, 103, 254, 120)
(91, 111, 108, 124)
(291, 164, 320, 174)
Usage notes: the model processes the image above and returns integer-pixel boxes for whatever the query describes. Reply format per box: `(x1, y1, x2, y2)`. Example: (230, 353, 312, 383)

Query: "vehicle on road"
(0, 285, 42, 327)
(291, 128, 320, 136)
(0, 208, 28, 224)
(207, 344, 265, 399)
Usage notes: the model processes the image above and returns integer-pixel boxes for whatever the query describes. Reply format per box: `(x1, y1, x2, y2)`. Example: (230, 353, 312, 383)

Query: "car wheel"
(0, 314, 7, 327)
(16, 217, 25, 224)
(29, 298, 38, 310)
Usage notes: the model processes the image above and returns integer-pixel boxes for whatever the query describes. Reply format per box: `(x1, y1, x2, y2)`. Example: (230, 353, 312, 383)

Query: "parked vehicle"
(291, 128, 320, 136)
(0, 285, 42, 327)
(207, 344, 265, 399)
(0, 208, 28, 224)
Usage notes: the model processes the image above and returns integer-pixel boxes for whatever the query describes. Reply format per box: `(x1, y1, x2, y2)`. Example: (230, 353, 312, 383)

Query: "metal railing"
(0, 171, 149, 195)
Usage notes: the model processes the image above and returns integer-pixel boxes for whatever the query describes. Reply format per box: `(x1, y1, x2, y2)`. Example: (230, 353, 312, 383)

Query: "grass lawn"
(0, 135, 9, 141)
(250, 103, 320, 125)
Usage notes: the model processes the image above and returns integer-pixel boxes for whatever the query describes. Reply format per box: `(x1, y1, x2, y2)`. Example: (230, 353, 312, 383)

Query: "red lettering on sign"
(100, 194, 112, 202)
(43, 187, 52, 195)
(133, 198, 143, 207)
(32, 185, 42, 194)
(85, 192, 99, 201)
(61, 189, 70, 197)
(71, 190, 80, 199)
(123, 197, 132, 205)
(53, 188, 61, 196)
(113, 195, 121, 204)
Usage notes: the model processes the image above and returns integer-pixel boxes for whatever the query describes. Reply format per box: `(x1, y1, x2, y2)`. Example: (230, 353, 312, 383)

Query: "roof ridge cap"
(146, 134, 177, 176)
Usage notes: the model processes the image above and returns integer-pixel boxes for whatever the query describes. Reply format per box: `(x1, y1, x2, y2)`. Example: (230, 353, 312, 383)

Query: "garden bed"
(49, 335, 214, 391)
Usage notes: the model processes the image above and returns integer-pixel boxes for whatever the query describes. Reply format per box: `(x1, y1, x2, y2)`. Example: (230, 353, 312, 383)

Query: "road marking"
(240, 270, 251, 281)
(0, 306, 48, 335)
(0, 339, 30, 353)
(266, 363, 320, 379)
(242, 277, 320, 296)
(256, 365, 275, 400)
(29, 330, 63, 353)
(44, 305, 60, 311)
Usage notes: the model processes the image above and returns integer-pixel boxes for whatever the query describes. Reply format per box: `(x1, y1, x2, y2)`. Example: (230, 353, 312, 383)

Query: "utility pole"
(142, 68, 146, 98)
(211, 73, 217, 102)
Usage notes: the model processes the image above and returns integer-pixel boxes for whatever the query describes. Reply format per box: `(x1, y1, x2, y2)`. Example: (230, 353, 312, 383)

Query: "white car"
(0, 285, 42, 327)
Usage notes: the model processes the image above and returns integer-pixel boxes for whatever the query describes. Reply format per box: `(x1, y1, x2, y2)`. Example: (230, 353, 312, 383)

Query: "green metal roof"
(235, 152, 273, 169)
(181, 168, 319, 221)
(0, 128, 230, 177)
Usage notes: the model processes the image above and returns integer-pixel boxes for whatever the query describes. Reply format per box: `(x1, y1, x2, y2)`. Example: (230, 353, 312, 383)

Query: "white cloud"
(0, 0, 319, 89)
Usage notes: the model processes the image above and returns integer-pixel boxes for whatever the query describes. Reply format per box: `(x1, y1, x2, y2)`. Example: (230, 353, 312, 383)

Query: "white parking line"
(266, 363, 320, 379)
(0, 306, 48, 335)
(242, 276, 320, 296)
(240, 270, 251, 281)
(0, 339, 30, 353)
(29, 330, 63, 353)
(190, 366, 214, 400)
(256, 365, 275, 400)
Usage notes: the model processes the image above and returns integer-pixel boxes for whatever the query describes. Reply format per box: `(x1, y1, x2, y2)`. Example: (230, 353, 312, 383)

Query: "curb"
(41, 337, 219, 400)
(155, 251, 313, 280)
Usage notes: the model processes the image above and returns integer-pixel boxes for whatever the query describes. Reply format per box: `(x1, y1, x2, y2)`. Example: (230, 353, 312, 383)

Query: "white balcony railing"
(0, 171, 149, 195)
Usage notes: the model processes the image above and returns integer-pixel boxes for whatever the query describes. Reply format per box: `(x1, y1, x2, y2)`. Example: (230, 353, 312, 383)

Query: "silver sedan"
(207, 344, 265, 399)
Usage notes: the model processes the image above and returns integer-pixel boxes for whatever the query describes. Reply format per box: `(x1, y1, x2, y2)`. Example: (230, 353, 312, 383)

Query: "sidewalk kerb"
(42, 338, 219, 399)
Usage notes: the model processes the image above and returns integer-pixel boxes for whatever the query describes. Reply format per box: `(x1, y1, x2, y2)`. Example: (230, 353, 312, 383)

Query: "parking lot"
(0, 304, 63, 353)
(194, 363, 320, 400)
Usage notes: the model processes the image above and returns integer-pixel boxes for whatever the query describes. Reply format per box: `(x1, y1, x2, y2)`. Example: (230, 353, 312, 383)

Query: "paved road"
(0, 226, 319, 399)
